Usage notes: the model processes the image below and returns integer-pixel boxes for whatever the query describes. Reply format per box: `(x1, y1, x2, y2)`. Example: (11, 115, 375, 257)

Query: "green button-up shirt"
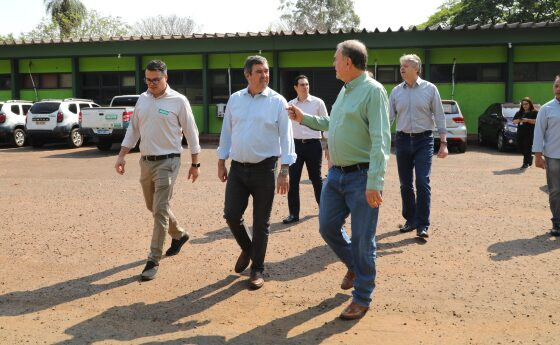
(301, 73, 391, 190)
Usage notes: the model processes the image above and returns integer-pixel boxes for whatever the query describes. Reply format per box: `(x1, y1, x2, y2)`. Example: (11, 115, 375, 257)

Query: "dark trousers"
(287, 139, 323, 217)
(223, 157, 277, 273)
(395, 132, 434, 229)
(518, 129, 534, 166)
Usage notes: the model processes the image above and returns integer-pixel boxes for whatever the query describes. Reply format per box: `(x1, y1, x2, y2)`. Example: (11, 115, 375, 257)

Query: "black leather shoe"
(249, 271, 264, 290)
(165, 233, 190, 256)
(551, 228, 560, 236)
(141, 260, 159, 281)
(235, 250, 251, 273)
(520, 164, 529, 170)
(399, 223, 416, 233)
(417, 227, 429, 238)
(282, 215, 300, 224)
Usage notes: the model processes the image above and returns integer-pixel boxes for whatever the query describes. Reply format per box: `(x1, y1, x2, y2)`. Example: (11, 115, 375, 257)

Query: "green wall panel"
(430, 46, 506, 64)
(279, 51, 332, 68)
(79, 56, 135, 72)
(20, 89, 73, 101)
(0, 60, 10, 74)
(368, 48, 424, 65)
(208, 105, 224, 134)
(513, 82, 554, 105)
(0, 90, 12, 100)
(191, 105, 204, 132)
(436, 83, 505, 133)
(142, 55, 203, 69)
(19, 58, 72, 73)
(209, 52, 274, 69)
(514, 45, 560, 62)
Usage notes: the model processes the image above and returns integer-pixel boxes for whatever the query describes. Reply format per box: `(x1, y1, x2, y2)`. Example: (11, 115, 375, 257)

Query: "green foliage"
(20, 10, 130, 40)
(131, 15, 200, 36)
(418, 0, 560, 28)
(0, 33, 15, 42)
(278, 0, 361, 32)
(44, 0, 87, 38)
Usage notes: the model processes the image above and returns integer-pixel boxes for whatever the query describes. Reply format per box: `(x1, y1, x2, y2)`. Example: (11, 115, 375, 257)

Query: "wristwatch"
(440, 141, 448, 145)
(280, 166, 289, 176)
(191, 162, 201, 168)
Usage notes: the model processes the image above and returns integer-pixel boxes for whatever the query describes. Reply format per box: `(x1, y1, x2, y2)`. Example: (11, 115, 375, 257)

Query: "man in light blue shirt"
(533, 75, 560, 236)
(217, 55, 296, 289)
(389, 54, 447, 240)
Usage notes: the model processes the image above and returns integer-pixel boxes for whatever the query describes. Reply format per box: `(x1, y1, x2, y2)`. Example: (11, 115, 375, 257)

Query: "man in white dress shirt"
(283, 75, 328, 224)
(115, 60, 201, 281)
(217, 55, 296, 289)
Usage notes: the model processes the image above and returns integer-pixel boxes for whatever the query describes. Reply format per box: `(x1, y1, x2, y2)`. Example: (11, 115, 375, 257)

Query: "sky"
(0, 0, 446, 36)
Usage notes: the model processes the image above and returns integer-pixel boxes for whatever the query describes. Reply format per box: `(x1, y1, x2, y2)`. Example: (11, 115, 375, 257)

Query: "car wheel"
(477, 129, 484, 145)
(458, 141, 467, 153)
(497, 132, 506, 152)
(97, 141, 112, 151)
(68, 128, 83, 148)
(11, 128, 26, 147)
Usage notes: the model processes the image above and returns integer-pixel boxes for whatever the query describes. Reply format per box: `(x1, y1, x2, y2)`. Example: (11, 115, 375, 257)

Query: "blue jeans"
(545, 157, 560, 227)
(319, 166, 378, 307)
(395, 133, 434, 229)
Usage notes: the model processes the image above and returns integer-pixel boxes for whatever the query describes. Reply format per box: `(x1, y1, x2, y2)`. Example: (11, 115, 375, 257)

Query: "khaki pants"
(139, 156, 185, 262)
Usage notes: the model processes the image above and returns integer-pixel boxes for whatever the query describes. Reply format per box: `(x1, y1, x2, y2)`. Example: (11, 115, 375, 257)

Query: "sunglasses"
(144, 77, 164, 85)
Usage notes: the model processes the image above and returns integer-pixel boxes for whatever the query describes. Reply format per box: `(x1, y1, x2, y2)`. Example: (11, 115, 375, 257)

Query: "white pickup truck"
(79, 95, 139, 151)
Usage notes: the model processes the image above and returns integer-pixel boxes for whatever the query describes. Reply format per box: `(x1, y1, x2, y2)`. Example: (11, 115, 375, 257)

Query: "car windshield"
(442, 102, 459, 114)
(502, 106, 518, 118)
(30, 102, 60, 114)
(111, 97, 139, 107)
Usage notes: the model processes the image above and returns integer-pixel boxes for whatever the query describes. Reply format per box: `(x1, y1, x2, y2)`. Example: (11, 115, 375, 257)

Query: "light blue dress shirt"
(533, 98, 560, 159)
(217, 87, 297, 165)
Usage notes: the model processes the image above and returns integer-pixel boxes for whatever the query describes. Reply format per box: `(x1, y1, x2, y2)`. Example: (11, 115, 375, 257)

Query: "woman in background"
(513, 97, 538, 170)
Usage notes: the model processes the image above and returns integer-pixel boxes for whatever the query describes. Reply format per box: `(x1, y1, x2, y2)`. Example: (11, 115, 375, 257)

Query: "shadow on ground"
(488, 233, 560, 261)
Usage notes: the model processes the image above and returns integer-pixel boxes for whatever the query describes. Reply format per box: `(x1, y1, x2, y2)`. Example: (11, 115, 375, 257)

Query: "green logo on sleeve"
(158, 109, 170, 116)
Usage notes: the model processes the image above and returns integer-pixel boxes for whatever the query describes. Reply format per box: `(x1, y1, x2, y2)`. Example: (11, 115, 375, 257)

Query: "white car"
(433, 100, 468, 153)
(0, 100, 33, 147)
(26, 98, 99, 148)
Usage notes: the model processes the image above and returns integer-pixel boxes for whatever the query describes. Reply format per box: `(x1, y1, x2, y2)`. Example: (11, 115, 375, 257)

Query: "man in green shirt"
(288, 40, 391, 320)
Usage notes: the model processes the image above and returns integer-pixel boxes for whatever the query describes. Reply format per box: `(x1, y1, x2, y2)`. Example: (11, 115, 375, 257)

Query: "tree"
(278, 0, 360, 32)
(418, 0, 560, 28)
(131, 15, 200, 36)
(20, 11, 130, 40)
(44, 0, 87, 38)
(0, 33, 15, 42)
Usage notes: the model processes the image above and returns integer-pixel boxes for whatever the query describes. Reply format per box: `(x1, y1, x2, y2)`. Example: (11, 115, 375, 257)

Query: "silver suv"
(433, 100, 467, 153)
(26, 98, 100, 148)
(0, 100, 33, 147)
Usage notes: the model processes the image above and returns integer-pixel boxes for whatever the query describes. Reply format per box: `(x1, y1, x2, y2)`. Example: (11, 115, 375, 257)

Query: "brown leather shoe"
(234, 251, 250, 273)
(249, 271, 264, 290)
(340, 270, 355, 290)
(339, 302, 368, 320)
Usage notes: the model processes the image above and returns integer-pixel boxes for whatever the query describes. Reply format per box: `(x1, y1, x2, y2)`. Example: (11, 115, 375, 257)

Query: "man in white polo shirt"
(115, 60, 201, 281)
(283, 75, 328, 224)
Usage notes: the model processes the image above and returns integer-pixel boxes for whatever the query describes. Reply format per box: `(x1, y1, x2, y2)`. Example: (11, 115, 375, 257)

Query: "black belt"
(397, 130, 433, 137)
(294, 138, 320, 144)
(232, 156, 277, 167)
(141, 153, 181, 161)
(332, 162, 369, 173)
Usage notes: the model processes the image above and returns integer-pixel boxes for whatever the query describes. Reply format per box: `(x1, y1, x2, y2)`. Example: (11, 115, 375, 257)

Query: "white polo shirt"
(122, 86, 201, 156)
(289, 95, 328, 140)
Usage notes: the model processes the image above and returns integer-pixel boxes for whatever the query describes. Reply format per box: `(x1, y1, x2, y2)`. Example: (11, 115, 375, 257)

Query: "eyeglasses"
(144, 77, 164, 85)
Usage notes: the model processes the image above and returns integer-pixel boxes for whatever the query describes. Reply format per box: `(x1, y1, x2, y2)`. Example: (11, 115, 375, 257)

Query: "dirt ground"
(0, 142, 559, 345)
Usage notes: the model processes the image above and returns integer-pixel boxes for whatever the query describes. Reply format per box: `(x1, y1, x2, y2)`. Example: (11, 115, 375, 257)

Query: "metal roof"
(1, 21, 559, 46)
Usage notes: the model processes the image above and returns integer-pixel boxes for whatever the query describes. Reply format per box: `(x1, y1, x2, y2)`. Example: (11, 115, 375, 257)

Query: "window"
(81, 72, 136, 106)
(167, 70, 203, 104)
(0, 75, 10, 90)
(514, 62, 560, 82)
(372, 66, 399, 84)
(68, 104, 77, 114)
(430, 64, 505, 83)
(280, 68, 343, 112)
(22, 105, 31, 115)
(11, 105, 20, 115)
(21, 73, 72, 89)
(29, 102, 61, 114)
(209, 69, 247, 104)
(537, 62, 560, 81)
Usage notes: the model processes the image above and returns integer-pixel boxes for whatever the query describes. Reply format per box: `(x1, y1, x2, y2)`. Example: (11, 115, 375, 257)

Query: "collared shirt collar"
(242, 86, 271, 97)
(403, 76, 424, 89)
(344, 72, 367, 91)
(554, 97, 560, 104)
(296, 94, 314, 103)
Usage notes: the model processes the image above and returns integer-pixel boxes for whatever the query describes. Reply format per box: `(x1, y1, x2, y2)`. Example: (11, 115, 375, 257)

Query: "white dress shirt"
(533, 98, 560, 159)
(121, 86, 201, 155)
(217, 87, 296, 165)
(289, 94, 328, 139)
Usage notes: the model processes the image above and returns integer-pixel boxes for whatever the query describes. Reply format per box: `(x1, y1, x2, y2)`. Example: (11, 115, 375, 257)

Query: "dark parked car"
(477, 102, 539, 152)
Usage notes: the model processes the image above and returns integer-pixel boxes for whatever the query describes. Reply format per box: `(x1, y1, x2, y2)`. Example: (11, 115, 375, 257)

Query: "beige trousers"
(139, 156, 186, 262)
